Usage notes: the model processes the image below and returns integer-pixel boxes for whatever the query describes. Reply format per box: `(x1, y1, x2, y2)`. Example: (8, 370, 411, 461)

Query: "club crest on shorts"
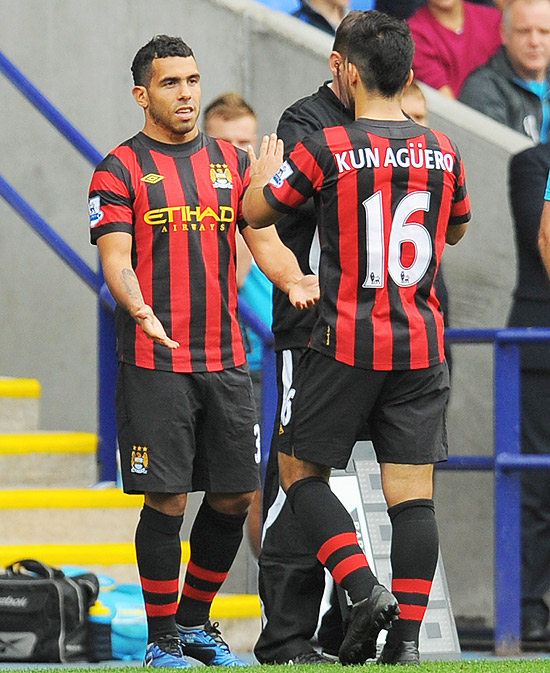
(210, 163, 233, 189)
(131, 445, 149, 474)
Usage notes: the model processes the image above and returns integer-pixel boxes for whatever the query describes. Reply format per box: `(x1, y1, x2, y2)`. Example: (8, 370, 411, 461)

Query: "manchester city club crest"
(131, 445, 149, 474)
(210, 163, 233, 189)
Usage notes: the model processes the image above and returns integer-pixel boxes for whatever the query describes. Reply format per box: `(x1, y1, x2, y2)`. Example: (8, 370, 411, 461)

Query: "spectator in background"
(408, 0, 501, 98)
(203, 93, 258, 162)
(203, 92, 258, 289)
(377, 0, 504, 19)
(459, 0, 550, 143)
(292, 0, 350, 34)
(509, 143, 550, 643)
(401, 79, 429, 124)
(203, 92, 272, 559)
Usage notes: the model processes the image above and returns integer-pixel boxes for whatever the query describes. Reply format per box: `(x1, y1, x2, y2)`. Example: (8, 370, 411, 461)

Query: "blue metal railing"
(0, 48, 119, 481)
(0, 51, 103, 167)
(445, 327, 550, 655)
(2, 45, 550, 657)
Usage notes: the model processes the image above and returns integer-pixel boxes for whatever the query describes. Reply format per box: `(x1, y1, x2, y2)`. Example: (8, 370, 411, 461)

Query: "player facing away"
(243, 11, 470, 666)
(88, 35, 318, 669)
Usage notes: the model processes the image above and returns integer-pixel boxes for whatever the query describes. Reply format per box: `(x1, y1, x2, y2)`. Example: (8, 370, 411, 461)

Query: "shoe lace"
(204, 621, 231, 652)
(157, 634, 184, 656)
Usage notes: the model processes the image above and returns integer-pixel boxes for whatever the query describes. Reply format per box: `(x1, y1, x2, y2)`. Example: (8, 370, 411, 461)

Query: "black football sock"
(388, 498, 439, 644)
(176, 496, 247, 627)
(286, 477, 377, 604)
(135, 504, 183, 643)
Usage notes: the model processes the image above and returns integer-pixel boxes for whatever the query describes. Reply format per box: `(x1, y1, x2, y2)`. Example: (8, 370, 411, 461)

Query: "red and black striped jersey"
(89, 131, 249, 373)
(264, 118, 471, 371)
(272, 83, 354, 352)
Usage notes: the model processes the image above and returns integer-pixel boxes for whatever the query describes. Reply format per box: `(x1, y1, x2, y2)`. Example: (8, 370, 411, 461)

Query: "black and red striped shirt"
(265, 118, 471, 371)
(89, 131, 249, 373)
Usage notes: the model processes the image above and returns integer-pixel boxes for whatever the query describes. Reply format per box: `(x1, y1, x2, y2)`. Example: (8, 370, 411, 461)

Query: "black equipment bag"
(0, 559, 99, 662)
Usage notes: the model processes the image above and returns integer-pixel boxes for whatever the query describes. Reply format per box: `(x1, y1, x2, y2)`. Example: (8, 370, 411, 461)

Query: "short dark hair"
(332, 10, 364, 58)
(347, 11, 414, 98)
(131, 35, 195, 87)
(203, 92, 256, 128)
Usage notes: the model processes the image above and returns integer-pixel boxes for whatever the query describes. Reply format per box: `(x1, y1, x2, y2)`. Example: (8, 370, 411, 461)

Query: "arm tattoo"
(121, 267, 143, 304)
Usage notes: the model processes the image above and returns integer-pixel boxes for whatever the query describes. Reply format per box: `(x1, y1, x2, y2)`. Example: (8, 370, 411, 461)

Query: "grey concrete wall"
(0, 0, 534, 623)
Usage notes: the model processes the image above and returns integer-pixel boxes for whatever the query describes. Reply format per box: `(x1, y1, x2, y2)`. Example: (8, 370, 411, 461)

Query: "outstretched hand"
(132, 305, 180, 349)
(289, 274, 320, 310)
(247, 133, 284, 185)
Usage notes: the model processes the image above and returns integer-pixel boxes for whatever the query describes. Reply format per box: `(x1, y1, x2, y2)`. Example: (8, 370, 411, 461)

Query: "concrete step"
(0, 431, 98, 487)
(0, 377, 261, 650)
(0, 377, 40, 432)
(0, 487, 142, 582)
(0, 486, 261, 650)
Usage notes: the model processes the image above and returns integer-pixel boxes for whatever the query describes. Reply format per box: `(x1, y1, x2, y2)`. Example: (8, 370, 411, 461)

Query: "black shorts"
(116, 363, 261, 495)
(278, 350, 449, 469)
(272, 348, 371, 442)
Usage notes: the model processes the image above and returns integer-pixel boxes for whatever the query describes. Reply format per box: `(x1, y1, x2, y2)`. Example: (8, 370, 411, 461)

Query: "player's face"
(206, 114, 258, 151)
(503, 0, 550, 81)
(137, 56, 201, 143)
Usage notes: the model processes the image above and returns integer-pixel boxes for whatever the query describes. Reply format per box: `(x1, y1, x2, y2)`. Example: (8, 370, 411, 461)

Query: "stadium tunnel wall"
(0, 0, 534, 624)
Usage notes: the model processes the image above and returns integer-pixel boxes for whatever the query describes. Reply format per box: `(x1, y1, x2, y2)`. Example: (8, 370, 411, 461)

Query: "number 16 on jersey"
(363, 190, 432, 289)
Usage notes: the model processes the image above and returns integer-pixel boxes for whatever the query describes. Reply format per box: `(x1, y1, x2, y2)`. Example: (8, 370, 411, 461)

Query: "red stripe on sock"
(398, 604, 428, 621)
(186, 561, 228, 584)
(392, 578, 432, 595)
(317, 532, 359, 564)
(145, 601, 178, 617)
(140, 577, 179, 594)
(181, 584, 218, 603)
(331, 553, 369, 584)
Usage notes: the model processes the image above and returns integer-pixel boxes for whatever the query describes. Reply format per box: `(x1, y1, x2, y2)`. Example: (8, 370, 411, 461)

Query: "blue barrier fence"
(0, 48, 120, 481)
(2, 47, 549, 657)
(444, 327, 550, 655)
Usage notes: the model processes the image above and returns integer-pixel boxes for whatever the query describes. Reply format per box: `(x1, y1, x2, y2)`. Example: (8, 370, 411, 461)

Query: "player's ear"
(347, 61, 359, 86)
(329, 51, 342, 78)
(132, 85, 149, 109)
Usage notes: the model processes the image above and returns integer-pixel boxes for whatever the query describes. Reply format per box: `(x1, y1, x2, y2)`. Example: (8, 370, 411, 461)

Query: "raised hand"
(247, 133, 284, 185)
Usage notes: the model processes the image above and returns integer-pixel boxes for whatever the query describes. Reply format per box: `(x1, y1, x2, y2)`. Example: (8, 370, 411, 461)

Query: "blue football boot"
(144, 634, 191, 668)
(177, 620, 248, 666)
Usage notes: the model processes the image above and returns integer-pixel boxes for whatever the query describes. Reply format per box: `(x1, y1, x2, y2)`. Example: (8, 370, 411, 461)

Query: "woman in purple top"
(377, 0, 503, 19)
(408, 0, 502, 97)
